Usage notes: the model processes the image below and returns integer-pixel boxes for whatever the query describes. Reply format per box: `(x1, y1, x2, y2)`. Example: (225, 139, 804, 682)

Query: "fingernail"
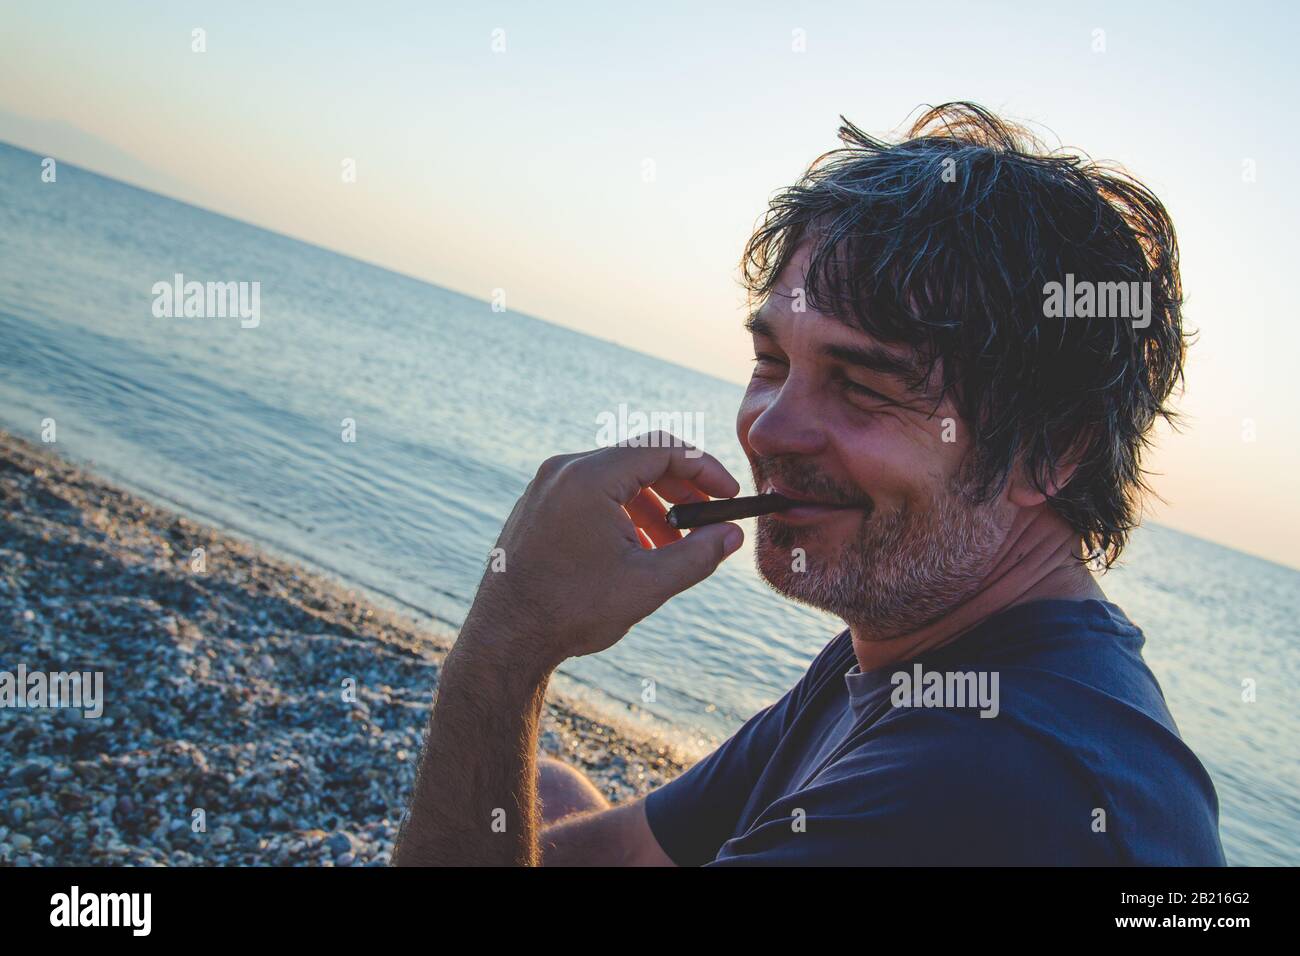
(723, 526, 743, 554)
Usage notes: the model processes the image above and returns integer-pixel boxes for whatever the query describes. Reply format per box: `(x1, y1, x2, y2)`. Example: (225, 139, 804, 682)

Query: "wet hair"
(741, 102, 1187, 569)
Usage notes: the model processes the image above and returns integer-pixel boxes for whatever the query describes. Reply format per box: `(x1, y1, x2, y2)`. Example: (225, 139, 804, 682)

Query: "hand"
(461, 433, 745, 669)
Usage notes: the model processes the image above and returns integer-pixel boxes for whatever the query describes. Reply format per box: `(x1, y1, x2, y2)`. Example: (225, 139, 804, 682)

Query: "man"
(393, 103, 1225, 866)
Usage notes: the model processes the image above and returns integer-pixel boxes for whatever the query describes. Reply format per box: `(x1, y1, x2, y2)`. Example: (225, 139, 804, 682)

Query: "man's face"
(736, 244, 1015, 636)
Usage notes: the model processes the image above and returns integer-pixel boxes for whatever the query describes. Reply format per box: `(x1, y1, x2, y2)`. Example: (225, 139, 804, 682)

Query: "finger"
(625, 488, 680, 548)
(633, 521, 744, 598)
(589, 434, 741, 505)
(647, 475, 711, 505)
(635, 528, 654, 550)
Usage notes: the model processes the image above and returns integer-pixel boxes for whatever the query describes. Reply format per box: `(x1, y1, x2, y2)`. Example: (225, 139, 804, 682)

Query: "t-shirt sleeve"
(643, 686, 797, 867)
(703, 710, 1122, 866)
(643, 632, 851, 867)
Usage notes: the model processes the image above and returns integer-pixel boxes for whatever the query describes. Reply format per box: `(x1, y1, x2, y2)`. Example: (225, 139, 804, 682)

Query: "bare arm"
(392, 626, 552, 866)
(540, 798, 676, 867)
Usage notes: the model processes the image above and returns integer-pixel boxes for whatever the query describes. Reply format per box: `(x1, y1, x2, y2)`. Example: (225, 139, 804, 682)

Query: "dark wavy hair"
(740, 102, 1187, 569)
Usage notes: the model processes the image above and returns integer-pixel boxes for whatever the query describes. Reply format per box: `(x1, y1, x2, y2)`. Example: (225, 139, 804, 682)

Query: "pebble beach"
(0, 429, 689, 866)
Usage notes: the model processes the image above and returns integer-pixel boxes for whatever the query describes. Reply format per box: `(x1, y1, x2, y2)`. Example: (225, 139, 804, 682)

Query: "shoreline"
(0, 429, 691, 865)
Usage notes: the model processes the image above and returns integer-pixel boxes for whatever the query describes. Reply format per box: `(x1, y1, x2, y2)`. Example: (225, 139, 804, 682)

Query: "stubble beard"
(754, 477, 1008, 637)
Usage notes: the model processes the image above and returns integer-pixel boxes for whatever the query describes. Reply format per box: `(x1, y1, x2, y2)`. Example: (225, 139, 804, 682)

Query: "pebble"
(10, 763, 46, 785)
(326, 832, 356, 857)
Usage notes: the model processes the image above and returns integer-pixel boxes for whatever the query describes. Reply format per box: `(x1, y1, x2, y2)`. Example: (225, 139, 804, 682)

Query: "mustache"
(751, 456, 875, 512)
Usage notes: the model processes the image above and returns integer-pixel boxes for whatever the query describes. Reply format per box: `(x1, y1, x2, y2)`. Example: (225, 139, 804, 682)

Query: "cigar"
(665, 493, 796, 530)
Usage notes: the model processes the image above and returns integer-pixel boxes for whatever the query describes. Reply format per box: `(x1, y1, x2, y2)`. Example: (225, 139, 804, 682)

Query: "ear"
(1007, 428, 1093, 508)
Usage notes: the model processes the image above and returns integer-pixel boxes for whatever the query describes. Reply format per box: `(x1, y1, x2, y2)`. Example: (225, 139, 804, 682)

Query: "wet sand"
(0, 429, 688, 865)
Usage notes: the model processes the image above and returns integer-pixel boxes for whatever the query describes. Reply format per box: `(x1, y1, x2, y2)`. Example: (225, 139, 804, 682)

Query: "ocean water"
(0, 142, 1295, 866)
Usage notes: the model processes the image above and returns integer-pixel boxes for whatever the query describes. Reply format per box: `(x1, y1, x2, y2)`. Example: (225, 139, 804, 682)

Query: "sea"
(1, 142, 1295, 866)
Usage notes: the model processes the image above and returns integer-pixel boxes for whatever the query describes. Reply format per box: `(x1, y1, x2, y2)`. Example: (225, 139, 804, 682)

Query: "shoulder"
(712, 707, 1121, 865)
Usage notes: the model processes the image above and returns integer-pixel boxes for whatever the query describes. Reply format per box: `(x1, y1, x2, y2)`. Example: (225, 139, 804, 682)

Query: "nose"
(744, 384, 827, 460)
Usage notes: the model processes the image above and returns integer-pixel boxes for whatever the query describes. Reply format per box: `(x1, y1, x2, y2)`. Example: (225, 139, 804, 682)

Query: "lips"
(763, 480, 846, 507)
(759, 480, 869, 523)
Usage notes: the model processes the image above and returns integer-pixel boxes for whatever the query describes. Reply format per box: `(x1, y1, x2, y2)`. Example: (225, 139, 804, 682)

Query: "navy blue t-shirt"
(645, 599, 1225, 866)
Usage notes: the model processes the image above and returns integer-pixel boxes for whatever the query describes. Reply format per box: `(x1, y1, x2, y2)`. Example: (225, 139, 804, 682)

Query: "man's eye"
(840, 378, 896, 405)
(751, 353, 786, 371)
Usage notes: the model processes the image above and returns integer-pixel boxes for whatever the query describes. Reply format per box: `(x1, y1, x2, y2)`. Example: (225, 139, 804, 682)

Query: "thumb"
(644, 522, 744, 597)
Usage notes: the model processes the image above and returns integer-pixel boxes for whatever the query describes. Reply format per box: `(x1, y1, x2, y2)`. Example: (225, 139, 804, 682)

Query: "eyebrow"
(745, 311, 924, 387)
(743, 311, 774, 336)
(822, 342, 919, 381)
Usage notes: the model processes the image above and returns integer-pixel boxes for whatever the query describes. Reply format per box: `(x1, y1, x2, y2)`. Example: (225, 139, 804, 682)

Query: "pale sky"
(2, 0, 1297, 569)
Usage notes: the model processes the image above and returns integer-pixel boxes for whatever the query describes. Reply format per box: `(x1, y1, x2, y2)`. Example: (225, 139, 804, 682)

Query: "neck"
(848, 506, 1106, 674)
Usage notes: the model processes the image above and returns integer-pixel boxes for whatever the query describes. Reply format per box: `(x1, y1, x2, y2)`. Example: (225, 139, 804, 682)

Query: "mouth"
(760, 480, 870, 524)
